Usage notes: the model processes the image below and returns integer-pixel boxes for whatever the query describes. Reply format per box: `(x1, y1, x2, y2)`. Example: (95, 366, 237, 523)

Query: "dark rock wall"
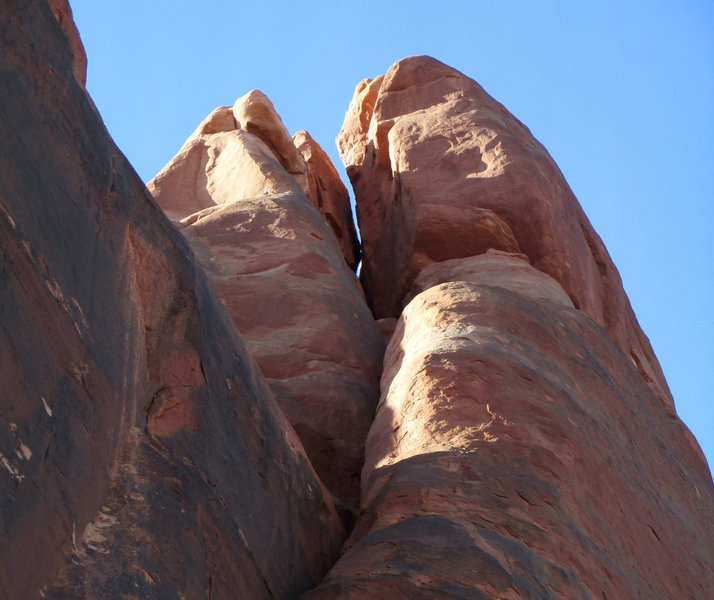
(0, 2, 342, 598)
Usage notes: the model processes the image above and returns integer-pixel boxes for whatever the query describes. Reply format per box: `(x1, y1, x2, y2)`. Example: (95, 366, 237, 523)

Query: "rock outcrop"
(304, 253, 714, 599)
(47, 0, 86, 86)
(294, 129, 360, 270)
(2, 7, 712, 598)
(150, 93, 359, 270)
(303, 56, 714, 599)
(337, 55, 672, 410)
(148, 93, 383, 522)
(0, 3, 342, 598)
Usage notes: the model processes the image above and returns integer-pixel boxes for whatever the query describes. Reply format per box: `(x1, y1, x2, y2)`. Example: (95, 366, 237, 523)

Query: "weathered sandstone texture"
(304, 253, 714, 599)
(0, 2, 342, 598)
(3, 5, 712, 597)
(151, 93, 358, 270)
(337, 55, 672, 410)
(149, 93, 383, 521)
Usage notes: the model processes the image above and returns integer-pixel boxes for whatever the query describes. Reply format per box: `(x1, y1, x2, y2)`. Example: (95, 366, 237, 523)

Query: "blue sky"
(70, 1, 713, 471)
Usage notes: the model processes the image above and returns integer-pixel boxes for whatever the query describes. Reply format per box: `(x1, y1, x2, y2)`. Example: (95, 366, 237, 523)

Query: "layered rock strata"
(0, 3, 342, 598)
(304, 252, 714, 599)
(149, 93, 383, 521)
(337, 55, 672, 410)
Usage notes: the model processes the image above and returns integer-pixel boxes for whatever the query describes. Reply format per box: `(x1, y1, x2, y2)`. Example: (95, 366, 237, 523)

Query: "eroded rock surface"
(338, 55, 672, 410)
(3, 8, 711, 597)
(294, 129, 360, 269)
(149, 93, 383, 522)
(0, 3, 342, 598)
(304, 255, 714, 599)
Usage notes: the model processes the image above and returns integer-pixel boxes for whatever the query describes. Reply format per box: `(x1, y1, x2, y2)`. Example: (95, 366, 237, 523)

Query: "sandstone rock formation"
(148, 93, 383, 522)
(337, 55, 672, 410)
(2, 5, 713, 598)
(0, 3, 342, 598)
(304, 253, 714, 599)
(294, 129, 360, 270)
(150, 93, 359, 270)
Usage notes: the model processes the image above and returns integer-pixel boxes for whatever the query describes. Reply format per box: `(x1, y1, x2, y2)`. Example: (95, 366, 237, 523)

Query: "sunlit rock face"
(149, 92, 384, 523)
(150, 92, 359, 270)
(303, 57, 714, 599)
(46, 0, 86, 86)
(0, 3, 343, 598)
(337, 55, 672, 411)
(304, 253, 714, 600)
(2, 4, 712, 597)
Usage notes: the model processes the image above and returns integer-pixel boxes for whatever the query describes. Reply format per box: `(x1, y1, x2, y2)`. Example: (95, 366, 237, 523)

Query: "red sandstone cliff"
(303, 55, 714, 599)
(148, 91, 383, 524)
(1, 4, 712, 599)
(46, 0, 86, 86)
(0, 3, 342, 598)
(337, 56, 672, 411)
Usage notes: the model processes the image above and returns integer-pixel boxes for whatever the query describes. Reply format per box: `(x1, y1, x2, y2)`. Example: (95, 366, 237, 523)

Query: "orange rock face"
(304, 254, 714, 599)
(0, 3, 342, 598)
(151, 94, 358, 269)
(338, 55, 672, 410)
(149, 93, 383, 522)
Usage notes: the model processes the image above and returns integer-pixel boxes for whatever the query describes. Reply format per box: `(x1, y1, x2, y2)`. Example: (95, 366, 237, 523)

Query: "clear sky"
(70, 1, 713, 472)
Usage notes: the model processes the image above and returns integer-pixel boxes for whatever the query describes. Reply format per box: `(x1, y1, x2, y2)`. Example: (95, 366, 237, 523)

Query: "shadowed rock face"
(0, 2, 342, 598)
(46, 0, 86, 86)
(304, 254, 714, 599)
(148, 93, 384, 523)
(338, 55, 672, 410)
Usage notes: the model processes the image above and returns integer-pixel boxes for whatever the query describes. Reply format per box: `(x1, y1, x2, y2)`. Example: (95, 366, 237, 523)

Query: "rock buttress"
(306, 56, 714, 598)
